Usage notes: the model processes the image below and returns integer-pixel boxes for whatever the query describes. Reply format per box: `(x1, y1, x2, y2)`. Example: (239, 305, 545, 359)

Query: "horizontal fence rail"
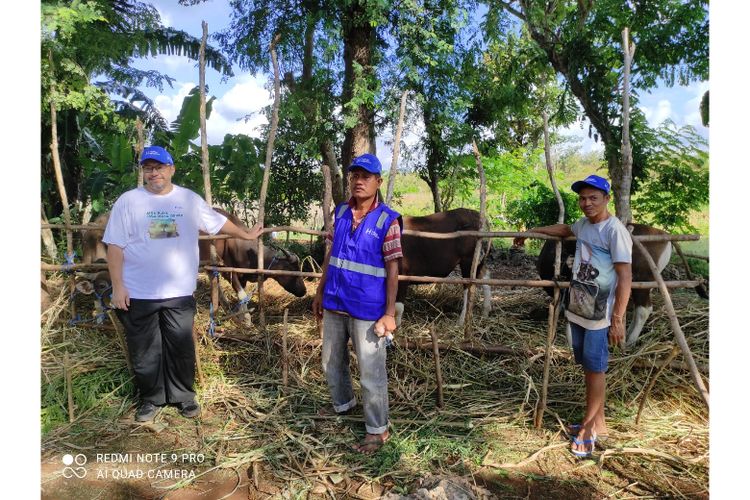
(41, 222, 700, 243)
(42, 262, 703, 291)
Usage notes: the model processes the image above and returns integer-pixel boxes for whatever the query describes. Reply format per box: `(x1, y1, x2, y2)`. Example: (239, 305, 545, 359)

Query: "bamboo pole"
(630, 228, 709, 408)
(48, 51, 76, 321)
(429, 327, 445, 409)
(635, 344, 681, 425)
(536, 102, 565, 429)
(282, 308, 289, 388)
(64, 352, 75, 422)
(673, 242, 708, 297)
(257, 33, 283, 333)
(135, 117, 145, 187)
(107, 311, 133, 376)
(40, 222, 700, 243)
(618, 27, 636, 223)
(386, 91, 408, 204)
(199, 20, 220, 353)
(463, 138, 487, 340)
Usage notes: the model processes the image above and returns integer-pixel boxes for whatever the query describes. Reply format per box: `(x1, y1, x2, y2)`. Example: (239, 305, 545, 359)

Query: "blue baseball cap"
(348, 153, 382, 175)
(571, 174, 610, 195)
(140, 145, 174, 165)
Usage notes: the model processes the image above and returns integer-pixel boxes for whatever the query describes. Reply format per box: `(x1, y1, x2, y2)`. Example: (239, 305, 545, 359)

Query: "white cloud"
(653, 99, 673, 125)
(559, 117, 605, 153)
(155, 6, 172, 27)
(213, 75, 271, 116)
(153, 82, 195, 124)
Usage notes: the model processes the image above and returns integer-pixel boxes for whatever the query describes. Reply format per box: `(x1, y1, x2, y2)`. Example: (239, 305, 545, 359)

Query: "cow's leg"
(481, 268, 491, 318)
(626, 290, 652, 347)
(230, 273, 253, 326)
(457, 287, 469, 327)
(394, 302, 404, 328)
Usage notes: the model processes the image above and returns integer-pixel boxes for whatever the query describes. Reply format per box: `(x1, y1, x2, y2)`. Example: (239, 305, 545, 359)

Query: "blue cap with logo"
(571, 174, 610, 195)
(348, 153, 382, 175)
(140, 145, 174, 165)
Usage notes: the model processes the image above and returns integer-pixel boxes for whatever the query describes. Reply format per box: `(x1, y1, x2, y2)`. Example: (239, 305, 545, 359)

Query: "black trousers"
(115, 296, 197, 405)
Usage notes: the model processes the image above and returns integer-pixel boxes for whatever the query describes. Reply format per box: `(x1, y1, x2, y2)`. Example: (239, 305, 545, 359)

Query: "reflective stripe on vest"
(329, 256, 386, 278)
(336, 204, 348, 218)
(376, 211, 389, 229)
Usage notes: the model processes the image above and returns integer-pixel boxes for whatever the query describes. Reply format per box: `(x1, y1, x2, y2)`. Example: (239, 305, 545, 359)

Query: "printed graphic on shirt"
(567, 241, 612, 321)
(146, 210, 182, 239)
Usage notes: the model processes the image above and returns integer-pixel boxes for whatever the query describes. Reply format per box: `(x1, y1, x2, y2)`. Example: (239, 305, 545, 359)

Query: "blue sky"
(135, 0, 709, 165)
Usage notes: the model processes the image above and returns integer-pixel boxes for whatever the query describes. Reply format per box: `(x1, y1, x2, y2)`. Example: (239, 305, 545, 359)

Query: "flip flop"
(567, 424, 609, 440)
(351, 433, 390, 455)
(570, 434, 597, 458)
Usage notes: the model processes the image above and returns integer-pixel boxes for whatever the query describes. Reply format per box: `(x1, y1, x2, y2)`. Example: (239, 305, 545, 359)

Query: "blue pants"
(570, 322, 609, 373)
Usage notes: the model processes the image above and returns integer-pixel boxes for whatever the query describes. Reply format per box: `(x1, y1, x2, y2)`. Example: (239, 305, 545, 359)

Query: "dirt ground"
(40, 249, 708, 499)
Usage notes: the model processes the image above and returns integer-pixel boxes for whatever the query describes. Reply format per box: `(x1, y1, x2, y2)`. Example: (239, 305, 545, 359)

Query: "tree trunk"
(341, 4, 376, 170)
(616, 28, 636, 223)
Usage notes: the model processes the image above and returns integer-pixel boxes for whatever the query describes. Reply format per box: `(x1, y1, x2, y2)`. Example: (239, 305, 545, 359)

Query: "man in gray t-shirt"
(515, 175, 632, 458)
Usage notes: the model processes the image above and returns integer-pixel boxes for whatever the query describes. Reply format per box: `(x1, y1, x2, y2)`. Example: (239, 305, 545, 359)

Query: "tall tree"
(41, 0, 232, 218)
(494, 0, 709, 218)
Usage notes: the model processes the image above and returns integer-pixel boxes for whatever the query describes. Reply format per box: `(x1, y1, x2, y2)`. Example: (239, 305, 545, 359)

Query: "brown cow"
(396, 208, 491, 326)
(199, 208, 307, 324)
(537, 223, 706, 346)
(77, 209, 306, 325)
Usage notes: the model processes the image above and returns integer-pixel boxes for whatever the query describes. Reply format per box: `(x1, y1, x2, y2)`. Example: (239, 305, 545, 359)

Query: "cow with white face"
(76, 210, 307, 326)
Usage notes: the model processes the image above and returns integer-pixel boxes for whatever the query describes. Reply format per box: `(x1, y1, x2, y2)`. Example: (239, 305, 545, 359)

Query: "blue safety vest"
(322, 201, 401, 320)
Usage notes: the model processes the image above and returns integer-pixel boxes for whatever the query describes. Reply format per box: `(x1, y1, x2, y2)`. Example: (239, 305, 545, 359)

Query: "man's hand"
(243, 222, 263, 240)
(312, 290, 324, 319)
(609, 315, 625, 346)
(111, 284, 130, 311)
(374, 314, 397, 337)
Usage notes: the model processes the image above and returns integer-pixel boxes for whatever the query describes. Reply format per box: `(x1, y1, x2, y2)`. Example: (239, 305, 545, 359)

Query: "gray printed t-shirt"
(565, 215, 633, 330)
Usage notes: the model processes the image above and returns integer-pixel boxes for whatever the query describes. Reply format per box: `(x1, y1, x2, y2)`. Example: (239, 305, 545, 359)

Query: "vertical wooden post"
(385, 90, 408, 205)
(535, 102, 565, 429)
(257, 33, 283, 333)
(196, 20, 212, 384)
(135, 117, 145, 187)
(463, 138, 487, 340)
(48, 51, 76, 321)
(429, 327, 444, 409)
(618, 27, 636, 223)
(630, 232, 709, 408)
(319, 159, 334, 340)
(107, 311, 133, 376)
(282, 308, 289, 388)
(64, 352, 75, 422)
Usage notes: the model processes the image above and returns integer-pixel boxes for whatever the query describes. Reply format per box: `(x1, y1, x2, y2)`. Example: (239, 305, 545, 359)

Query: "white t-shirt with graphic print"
(565, 215, 633, 330)
(102, 185, 227, 299)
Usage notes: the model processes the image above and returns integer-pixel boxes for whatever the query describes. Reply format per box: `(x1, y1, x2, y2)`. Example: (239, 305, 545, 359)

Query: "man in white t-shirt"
(103, 145, 263, 422)
(515, 175, 632, 458)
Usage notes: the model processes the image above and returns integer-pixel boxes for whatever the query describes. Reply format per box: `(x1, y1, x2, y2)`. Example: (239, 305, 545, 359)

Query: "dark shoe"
(135, 402, 159, 422)
(178, 400, 201, 418)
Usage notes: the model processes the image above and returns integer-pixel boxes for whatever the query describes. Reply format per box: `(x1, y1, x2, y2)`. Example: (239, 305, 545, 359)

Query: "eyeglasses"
(142, 164, 171, 174)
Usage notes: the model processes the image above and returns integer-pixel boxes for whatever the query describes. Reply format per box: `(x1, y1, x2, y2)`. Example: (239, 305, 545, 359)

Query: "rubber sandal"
(567, 423, 609, 440)
(570, 434, 597, 458)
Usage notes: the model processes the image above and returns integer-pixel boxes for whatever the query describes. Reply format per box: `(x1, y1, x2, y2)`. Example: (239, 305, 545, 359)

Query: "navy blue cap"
(140, 145, 174, 165)
(348, 153, 382, 175)
(571, 175, 610, 195)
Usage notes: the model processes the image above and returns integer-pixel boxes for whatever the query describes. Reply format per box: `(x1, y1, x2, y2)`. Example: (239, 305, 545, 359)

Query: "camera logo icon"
(62, 454, 88, 479)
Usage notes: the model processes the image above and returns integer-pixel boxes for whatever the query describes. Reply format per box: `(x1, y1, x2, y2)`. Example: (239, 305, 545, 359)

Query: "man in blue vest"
(312, 153, 402, 454)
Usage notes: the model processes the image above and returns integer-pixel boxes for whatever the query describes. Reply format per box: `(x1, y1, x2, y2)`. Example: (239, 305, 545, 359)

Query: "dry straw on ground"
(41, 270, 708, 498)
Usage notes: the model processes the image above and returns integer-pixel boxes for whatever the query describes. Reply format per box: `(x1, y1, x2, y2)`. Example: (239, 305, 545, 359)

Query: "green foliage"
(632, 121, 708, 233)
(505, 180, 582, 230)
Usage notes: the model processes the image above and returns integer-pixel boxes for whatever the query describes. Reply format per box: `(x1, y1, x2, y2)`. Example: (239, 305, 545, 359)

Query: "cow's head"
(264, 246, 307, 297)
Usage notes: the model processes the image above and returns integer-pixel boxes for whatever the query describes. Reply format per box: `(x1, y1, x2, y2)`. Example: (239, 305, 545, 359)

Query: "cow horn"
(279, 246, 294, 261)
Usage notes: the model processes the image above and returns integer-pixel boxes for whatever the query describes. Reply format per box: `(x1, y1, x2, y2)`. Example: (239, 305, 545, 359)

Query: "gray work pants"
(321, 310, 389, 434)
